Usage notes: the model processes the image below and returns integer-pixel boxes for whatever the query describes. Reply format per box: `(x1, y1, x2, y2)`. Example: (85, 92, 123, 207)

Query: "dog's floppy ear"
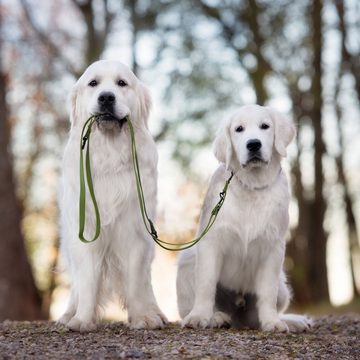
(69, 84, 79, 125)
(267, 108, 296, 157)
(136, 81, 152, 128)
(213, 119, 233, 170)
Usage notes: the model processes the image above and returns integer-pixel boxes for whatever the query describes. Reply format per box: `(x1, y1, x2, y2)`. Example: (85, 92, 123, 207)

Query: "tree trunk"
(307, 0, 329, 302)
(0, 14, 44, 320)
(128, 0, 139, 74)
(287, 84, 312, 304)
(335, 0, 360, 103)
(243, 0, 270, 105)
(334, 0, 360, 298)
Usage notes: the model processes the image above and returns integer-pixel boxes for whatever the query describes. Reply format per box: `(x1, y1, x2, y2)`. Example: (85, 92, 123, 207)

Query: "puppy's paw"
(129, 313, 167, 330)
(182, 313, 211, 329)
(261, 319, 289, 332)
(280, 314, 312, 333)
(57, 313, 73, 326)
(210, 311, 231, 328)
(67, 317, 97, 333)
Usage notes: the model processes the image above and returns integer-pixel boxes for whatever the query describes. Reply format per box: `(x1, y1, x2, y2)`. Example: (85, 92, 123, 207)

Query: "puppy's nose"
(246, 139, 262, 152)
(98, 92, 115, 105)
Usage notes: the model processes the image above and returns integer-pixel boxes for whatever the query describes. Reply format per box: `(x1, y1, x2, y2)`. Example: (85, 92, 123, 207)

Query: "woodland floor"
(0, 314, 359, 359)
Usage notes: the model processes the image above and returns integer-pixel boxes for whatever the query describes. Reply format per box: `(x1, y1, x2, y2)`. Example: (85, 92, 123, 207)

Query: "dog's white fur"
(58, 60, 167, 332)
(177, 105, 311, 332)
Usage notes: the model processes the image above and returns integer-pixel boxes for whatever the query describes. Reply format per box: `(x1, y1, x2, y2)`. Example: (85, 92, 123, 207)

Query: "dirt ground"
(0, 314, 359, 359)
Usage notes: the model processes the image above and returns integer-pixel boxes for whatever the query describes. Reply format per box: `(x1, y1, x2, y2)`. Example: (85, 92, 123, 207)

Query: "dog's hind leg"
(280, 313, 312, 332)
(176, 250, 196, 319)
(277, 271, 312, 332)
(277, 271, 291, 313)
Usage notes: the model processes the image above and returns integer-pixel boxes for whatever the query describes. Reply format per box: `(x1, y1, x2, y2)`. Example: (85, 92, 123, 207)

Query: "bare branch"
(19, 0, 78, 76)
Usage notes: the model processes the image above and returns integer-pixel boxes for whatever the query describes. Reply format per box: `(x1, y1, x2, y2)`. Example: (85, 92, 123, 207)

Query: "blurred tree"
(198, 0, 272, 105)
(0, 9, 43, 320)
(306, 0, 328, 301)
(334, 0, 360, 298)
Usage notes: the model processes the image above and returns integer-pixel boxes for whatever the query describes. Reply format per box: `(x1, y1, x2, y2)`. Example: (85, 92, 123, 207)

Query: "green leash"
(79, 115, 233, 250)
(78, 115, 101, 243)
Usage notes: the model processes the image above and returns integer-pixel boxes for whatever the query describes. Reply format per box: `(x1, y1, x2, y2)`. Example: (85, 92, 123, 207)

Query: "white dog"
(58, 60, 167, 332)
(177, 105, 311, 332)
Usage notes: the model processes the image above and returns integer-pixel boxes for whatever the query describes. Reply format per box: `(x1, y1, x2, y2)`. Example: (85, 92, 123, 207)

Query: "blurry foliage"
(0, 0, 359, 319)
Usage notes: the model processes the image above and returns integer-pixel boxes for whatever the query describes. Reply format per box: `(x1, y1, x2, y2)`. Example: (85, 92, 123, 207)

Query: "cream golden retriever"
(58, 60, 167, 332)
(177, 105, 311, 332)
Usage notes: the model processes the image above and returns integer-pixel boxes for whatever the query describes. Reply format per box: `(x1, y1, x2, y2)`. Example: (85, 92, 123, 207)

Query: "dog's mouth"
(95, 112, 128, 130)
(244, 155, 268, 167)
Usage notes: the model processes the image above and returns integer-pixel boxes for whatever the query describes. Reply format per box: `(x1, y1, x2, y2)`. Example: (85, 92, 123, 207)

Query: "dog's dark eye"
(260, 123, 270, 130)
(117, 79, 127, 87)
(88, 80, 98, 87)
(235, 125, 244, 132)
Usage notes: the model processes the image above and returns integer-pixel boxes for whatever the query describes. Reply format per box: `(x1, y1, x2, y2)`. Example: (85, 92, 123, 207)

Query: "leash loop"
(78, 115, 233, 250)
(126, 117, 233, 251)
(78, 115, 101, 243)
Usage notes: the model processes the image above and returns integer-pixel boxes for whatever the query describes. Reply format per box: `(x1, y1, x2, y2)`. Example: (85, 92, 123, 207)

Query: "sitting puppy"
(176, 105, 311, 332)
(58, 60, 167, 331)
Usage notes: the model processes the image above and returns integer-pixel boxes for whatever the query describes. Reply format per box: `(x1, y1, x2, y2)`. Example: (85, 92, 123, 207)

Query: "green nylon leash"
(78, 115, 101, 243)
(79, 115, 233, 249)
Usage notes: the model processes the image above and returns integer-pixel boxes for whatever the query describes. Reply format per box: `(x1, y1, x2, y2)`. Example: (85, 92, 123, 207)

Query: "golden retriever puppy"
(177, 105, 311, 332)
(58, 60, 167, 332)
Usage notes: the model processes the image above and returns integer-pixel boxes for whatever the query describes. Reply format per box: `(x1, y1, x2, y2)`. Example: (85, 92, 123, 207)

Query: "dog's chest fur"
(203, 169, 289, 293)
(62, 127, 157, 227)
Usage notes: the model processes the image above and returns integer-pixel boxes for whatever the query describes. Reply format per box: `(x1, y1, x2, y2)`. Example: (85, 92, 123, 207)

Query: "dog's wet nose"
(98, 92, 115, 105)
(246, 139, 262, 152)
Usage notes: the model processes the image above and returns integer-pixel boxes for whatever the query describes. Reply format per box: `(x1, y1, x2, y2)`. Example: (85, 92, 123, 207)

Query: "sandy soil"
(0, 314, 359, 359)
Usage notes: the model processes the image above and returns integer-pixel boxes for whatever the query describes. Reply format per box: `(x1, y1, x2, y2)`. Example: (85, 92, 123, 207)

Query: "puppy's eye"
(260, 123, 270, 130)
(88, 80, 98, 87)
(235, 125, 244, 133)
(117, 79, 127, 87)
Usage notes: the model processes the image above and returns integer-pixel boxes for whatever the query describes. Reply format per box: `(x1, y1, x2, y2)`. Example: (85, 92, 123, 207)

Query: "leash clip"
(82, 135, 88, 150)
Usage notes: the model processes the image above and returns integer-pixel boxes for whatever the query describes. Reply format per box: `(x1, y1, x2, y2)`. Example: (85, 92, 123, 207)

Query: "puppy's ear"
(213, 120, 233, 170)
(137, 81, 152, 128)
(267, 108, 296, 157)
(69, 84, 79, 125)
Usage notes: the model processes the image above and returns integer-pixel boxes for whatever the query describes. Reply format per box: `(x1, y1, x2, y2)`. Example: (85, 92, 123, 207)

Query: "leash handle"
(127, 118, 233, 251)
(78, 116, 101, 243)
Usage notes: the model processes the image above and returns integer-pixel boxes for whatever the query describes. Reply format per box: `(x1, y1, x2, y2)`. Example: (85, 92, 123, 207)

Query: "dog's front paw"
(57, 313, 73, 326)
(66, 317, 97, 333)
(129, 313, 167, 330)
(261, 319, 289, 332)
(182, 312, 212, 328)
(280, 314, 312, 333)
(210, 311, 231, 328)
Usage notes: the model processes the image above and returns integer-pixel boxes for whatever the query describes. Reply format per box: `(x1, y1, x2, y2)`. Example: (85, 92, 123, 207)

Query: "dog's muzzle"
(245, 139, 266, 166)
(95, 91, 127, 130)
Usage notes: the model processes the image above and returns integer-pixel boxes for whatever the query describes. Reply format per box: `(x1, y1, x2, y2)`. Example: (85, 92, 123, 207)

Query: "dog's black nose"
(98, 92, 115, 105)
(246, 139, 262, 152)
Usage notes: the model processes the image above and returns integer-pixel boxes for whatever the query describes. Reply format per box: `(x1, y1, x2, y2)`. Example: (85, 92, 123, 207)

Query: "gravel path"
(0, 314, 359, 359)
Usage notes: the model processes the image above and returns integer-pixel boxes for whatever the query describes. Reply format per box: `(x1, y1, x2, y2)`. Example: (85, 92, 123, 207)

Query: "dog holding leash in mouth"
(58, 60, 167, 332)
(177, 105, 311, 332)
